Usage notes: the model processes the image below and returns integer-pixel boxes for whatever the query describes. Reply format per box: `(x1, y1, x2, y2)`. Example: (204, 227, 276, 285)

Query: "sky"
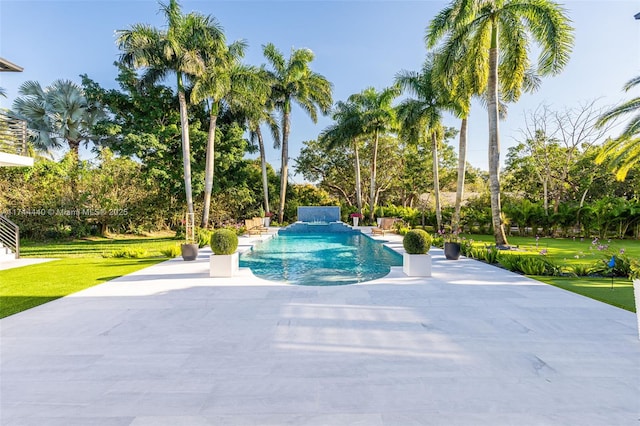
(1, 0, 639, 183)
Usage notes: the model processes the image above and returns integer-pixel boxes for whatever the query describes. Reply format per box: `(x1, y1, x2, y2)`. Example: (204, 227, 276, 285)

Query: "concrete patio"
(1, 232, 639, 425)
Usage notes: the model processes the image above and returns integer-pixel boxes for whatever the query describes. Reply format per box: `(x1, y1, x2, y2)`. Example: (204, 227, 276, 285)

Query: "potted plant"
(402, 229, 432, 277)
(209, 228, 239, 277)
(264, 211, 274, 227)
(350, 212, 363, 227)
(441, 228, 461, 260)
(181, 212, 199, 261)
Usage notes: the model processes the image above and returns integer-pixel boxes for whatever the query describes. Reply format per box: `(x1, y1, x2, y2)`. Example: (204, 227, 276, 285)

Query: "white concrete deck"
(1, 230, 639, 425)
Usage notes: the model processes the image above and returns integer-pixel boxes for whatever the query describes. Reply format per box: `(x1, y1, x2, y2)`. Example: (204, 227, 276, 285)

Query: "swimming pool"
(239, 232, 402, 286)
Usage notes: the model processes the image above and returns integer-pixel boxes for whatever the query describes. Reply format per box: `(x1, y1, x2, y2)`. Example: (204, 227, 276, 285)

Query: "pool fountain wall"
(297, 206, 340, 223)
(279, 221, 358, 234)
(280, 206, 358, 234)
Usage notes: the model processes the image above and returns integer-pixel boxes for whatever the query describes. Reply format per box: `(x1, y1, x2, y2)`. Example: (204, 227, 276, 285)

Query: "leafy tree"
(426, 0, 574, 246)
(81, 66, 206, 221)
(262, 43, 333, 223)
(596, 75, 640, 180)
(117, 0, 225, 216)
(295, 139, 356, 205)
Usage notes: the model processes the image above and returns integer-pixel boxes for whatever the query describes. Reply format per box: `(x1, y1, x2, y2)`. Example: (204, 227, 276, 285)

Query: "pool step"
(279, 221, 360, 235)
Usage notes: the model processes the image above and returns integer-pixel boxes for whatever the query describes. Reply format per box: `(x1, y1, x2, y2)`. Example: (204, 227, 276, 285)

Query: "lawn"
(0, 235, 179, 318)
(460, 234, 639, 312)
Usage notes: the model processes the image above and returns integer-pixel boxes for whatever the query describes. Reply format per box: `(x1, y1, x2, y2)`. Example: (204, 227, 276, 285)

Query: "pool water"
(239, 233, 402, 286)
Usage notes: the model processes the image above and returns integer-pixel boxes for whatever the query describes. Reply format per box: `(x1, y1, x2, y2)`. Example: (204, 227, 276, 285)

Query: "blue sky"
(1, 0, 639, 181)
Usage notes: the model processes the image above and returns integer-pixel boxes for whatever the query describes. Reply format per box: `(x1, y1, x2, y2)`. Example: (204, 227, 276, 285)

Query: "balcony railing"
(0, 112, 28, 157)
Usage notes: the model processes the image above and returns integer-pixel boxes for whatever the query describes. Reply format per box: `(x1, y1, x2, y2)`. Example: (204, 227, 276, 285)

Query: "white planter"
(403, 252, 431, 277)
(352, 217, 359, 227)
(634, 279, 640, 340)
(377, 218, 383, 227)
(210, 252, 239, 277)
(263, 217, 271, 227)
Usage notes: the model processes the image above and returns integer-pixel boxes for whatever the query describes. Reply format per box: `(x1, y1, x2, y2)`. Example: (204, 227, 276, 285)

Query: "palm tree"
(262, 43, 333, 223)
(396, 55, 446, 230)
(229, 67, 279, 216)
(117, 0, 224, 216)
(350, 87, 400, 221)
(426, 0, 574, 246)
(595, 75, 640, 180)
(191, 40, 249, 227)
(12, 79, 104, 159)
(319, 100, 365, 213)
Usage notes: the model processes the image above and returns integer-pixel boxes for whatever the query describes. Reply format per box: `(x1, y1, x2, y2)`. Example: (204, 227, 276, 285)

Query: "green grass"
(1, 235, 179, 318)
(0, 257, 163, 318)
(461, 234, 640, 266)
(460, 234, 639, 312)
(534, 276, 636, 312)
(20, 235, 179, 258)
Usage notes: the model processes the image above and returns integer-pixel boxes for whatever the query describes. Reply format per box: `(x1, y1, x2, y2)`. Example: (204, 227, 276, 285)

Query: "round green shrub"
(210, 229, 239, 255)
(403, 229, 432, 254)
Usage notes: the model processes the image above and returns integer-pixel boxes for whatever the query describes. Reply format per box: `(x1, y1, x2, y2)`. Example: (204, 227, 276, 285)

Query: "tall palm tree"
(229, 67, 279, 215)
(191, 40, 249, 227)
(595, 75, 640, 181)
(396, 55, 446, 230)
(262, 43, 333, 223)
(350, 87, 400, 221)
(117, 0, 224, 216)
(426, 0, 574, 246)
(319, 100, 365, 213)
(13, 79, 104, 159)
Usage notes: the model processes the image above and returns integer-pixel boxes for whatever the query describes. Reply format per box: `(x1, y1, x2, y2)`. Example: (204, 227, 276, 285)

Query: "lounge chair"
(245, 217, 268, 235)
(371, 218, 395, 236)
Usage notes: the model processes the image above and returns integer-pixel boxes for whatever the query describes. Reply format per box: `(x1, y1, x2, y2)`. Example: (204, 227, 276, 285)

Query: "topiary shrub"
(403, 229, 432, 254)
(210, 229, 239, 255)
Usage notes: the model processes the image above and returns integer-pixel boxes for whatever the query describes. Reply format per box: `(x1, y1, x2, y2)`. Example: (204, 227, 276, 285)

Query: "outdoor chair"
(245, 217, 268, 235)
(371, 218, 395, 236)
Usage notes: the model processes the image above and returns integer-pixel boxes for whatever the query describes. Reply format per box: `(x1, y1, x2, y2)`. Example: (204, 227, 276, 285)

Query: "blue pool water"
(239, 232, 402, 286)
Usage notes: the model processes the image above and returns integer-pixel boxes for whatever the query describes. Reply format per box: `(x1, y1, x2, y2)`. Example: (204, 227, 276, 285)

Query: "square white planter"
(403, 253, 431, 277)
(634, 279, 640, 340)
(210, 252, 239, 277)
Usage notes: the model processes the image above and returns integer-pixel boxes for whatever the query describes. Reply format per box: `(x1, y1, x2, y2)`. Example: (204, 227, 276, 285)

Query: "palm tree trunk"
(257, 126, 270, 214)
(177, 74, 194, 216)
(68, 139, 81, 200)
(201, 102, 218, 228)
(432, 131, 442, 230)
(369, 130, 379, 221)
(487, 28, 509, 246)
(452, 117, 468, 232)
(354, 140, 363, 213)
(278, 110, 290, 223)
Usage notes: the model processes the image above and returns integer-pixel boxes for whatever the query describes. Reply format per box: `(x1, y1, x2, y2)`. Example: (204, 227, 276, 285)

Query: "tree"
(226, 66, 278, 217)
(596, 75, 640, 180)
(427, 0, 574, 246)
(349, 86, 400, 221)
(12, 79, 104, 160)
(396, 54, 446, 230)
(262, 43, 333, 223)
(191, 39, 253, 227)
(319, 100, 366, 213)
(117, 0, 224, 216)
(513, 102, 612, 213)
